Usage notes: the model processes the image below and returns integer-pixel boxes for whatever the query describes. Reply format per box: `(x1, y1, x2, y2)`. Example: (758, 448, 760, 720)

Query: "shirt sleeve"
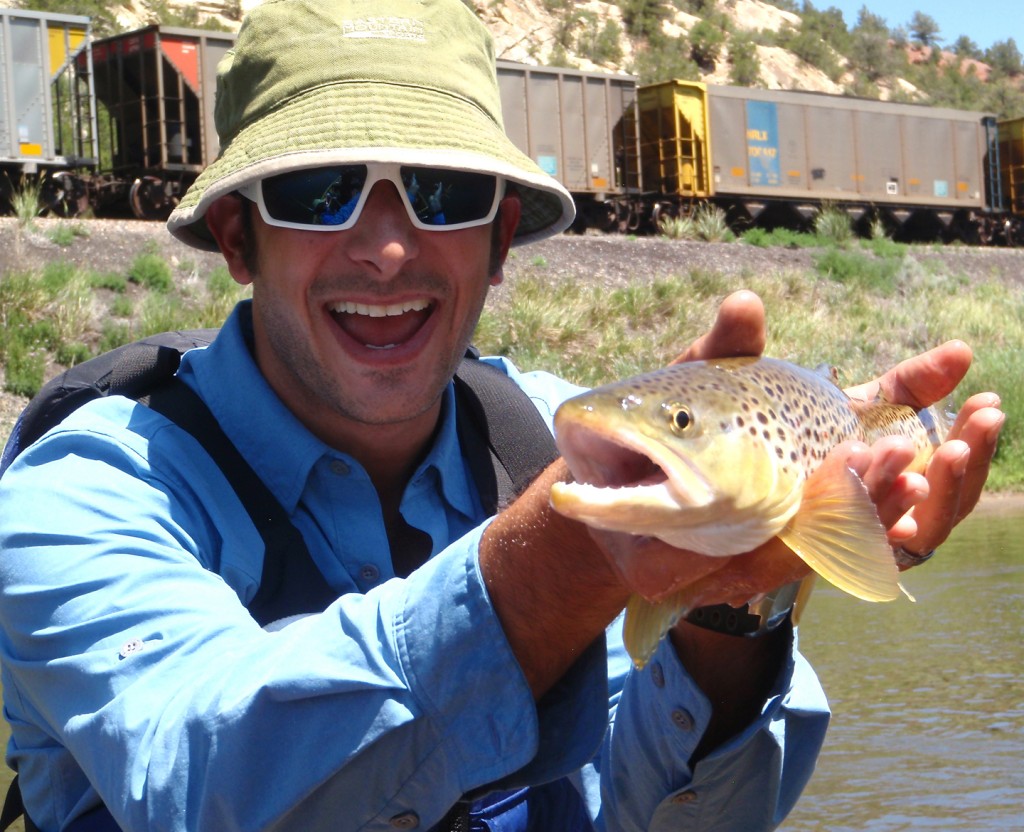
(0, 407, 608, 831)
(579, 617, 830, 832)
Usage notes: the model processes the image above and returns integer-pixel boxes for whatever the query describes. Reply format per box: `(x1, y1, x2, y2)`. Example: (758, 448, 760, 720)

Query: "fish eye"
(666, 403, 694, 435)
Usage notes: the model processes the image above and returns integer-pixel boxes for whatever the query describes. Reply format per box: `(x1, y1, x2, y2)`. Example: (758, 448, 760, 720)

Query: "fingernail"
(952, 447, 970, 478)
(988, 414, 1006, 445)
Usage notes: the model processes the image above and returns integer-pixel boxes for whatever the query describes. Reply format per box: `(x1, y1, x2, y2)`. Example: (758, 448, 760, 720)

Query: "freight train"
(3, 8, 1023, 244)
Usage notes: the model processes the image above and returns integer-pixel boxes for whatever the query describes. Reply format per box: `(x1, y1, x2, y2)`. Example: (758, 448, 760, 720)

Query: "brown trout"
(550, 356, 951, 668)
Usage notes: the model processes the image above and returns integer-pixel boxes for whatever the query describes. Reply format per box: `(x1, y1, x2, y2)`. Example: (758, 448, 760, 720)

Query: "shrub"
(813, 205, 854, 245)
(48, 222, 90, 247)
(55, 342, 92, 367)
(90, 272, 128, 293)
(128, 253, 174, 292)
(3, 342, 45, 398)
(728, 34, 761, 87)
(657, 214, 697, 240)
(814, 248, 901, 294)
(692, 203, 733, 242)
(9, 175, 44, 229)
(690, 20, 726, 71)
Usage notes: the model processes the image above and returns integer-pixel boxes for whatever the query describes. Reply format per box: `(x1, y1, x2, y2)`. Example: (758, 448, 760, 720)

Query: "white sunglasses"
(238, 163, 505, 232)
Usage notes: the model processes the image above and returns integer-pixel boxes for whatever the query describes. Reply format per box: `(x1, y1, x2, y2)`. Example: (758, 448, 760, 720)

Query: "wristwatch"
(684, 580, 802, 637)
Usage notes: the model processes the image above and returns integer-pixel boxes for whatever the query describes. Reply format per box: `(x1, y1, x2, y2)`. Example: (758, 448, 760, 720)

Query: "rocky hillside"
(107, 0, 847, 93)
(53, 0, 1023, 112)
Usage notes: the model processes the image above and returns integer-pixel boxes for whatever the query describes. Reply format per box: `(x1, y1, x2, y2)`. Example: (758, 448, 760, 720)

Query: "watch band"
(684, 580, 802, 637)
(685, 603, 765, 635)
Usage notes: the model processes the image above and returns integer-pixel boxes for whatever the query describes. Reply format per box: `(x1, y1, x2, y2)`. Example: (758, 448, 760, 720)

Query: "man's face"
(208, 176, 520, 446)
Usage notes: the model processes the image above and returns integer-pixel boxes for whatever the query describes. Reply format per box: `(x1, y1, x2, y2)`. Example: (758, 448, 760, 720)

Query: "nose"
(343, 180, 420, 278)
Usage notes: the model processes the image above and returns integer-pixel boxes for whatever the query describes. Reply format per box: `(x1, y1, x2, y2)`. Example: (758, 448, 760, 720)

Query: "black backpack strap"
(453, 355, 559, 514)
(0, 775, 27, 831)
(141, 378, 336, 627)
(0, 331, 219, 476)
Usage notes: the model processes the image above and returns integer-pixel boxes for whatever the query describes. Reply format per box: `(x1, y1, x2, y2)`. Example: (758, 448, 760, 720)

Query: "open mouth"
(330, 298, 432, 350)
(552, 410, 715, 513)
(556, 420, 667, 490)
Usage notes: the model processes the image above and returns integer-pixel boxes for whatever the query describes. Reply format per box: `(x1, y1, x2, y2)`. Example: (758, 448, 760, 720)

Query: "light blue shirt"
(0, 301, 829, 831)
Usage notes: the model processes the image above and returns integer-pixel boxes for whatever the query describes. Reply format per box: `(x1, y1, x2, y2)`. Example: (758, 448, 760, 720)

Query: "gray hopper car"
(0, 8, 98, 211)
(496, 60, 640, 231)
(638, 80, 1004, 241)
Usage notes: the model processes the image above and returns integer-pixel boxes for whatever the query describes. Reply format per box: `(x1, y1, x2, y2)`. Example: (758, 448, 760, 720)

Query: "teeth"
(332, 299, 430, 318)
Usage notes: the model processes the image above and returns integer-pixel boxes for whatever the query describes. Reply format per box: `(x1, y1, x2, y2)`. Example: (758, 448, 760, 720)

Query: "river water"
(0, 504, 1019, 830)
(781, 499, 1024, 831)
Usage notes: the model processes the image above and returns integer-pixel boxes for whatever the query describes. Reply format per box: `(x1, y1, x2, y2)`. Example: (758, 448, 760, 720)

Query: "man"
(0, 1, 1003, 830)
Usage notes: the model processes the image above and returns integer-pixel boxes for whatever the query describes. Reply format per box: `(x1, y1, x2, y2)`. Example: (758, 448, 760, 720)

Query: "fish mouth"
(552, 410, 715, 512)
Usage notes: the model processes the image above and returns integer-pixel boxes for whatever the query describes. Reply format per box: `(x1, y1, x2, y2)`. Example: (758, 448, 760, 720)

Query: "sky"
(817, 0, 1021, 52)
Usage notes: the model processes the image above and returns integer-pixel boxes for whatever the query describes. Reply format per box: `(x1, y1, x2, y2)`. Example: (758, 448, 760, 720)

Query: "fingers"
(855, 436, 929, 531)
(948, 396, 1005, 518)
(673, 290, 767, 364)
(896, 401, 1005, 555)
(846, 340, 974, 407)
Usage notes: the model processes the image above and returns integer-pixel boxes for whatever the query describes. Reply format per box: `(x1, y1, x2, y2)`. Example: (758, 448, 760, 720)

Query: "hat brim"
(168, 81, 575, 250)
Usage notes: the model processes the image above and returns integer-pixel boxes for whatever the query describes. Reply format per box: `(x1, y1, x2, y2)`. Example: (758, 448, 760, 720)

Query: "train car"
(997, 117, 1024, 242)
(86, 25, 235, 218)
(637, 79, 1003, 241)
(0, 7, 97, 212)
(496, 60, 639, 231)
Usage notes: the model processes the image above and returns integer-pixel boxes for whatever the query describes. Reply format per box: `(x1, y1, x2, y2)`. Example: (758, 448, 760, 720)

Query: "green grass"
(476, 251, 1024, 492)
(0, 256, 251, 400)
(1, 235, 1021, 491)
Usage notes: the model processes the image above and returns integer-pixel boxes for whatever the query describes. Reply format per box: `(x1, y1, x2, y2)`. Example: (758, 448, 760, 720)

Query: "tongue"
(335, 308, 429, 349)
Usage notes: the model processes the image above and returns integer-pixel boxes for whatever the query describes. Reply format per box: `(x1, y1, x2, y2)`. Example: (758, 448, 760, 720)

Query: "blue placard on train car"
(746, 100, 781, 187)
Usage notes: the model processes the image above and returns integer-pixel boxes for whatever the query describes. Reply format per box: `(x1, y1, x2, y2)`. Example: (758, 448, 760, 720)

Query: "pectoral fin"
(622, 590, 693, 670)
(791, 574, 817, 625)
(778, 462, 904, 603)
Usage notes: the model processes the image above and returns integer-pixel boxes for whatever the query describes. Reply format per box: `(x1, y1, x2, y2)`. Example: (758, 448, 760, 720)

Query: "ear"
(489, 193, 522, 287)
(204, 195, 255, 286)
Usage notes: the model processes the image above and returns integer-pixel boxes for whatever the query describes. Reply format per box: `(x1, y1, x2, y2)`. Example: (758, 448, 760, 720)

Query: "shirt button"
(330, 459, 350, 476)
(389, 812, 420, 829)
(671, 789, 698, 805)
(119, 638, 146, 659)
(671, 708, 694, 731)
(359, 564, 380, 583)
(649, 661, 665, 688)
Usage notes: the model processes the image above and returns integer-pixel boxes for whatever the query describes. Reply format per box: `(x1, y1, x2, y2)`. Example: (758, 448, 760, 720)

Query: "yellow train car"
(636, 78, 1000, 240)
(998, 117, 1024, 216)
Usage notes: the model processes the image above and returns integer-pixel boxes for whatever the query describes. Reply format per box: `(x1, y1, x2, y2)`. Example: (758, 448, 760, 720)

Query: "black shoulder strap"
(0, 330, 218, 476)
(453, 355, 558, 513)
(140, 377, 337, 627)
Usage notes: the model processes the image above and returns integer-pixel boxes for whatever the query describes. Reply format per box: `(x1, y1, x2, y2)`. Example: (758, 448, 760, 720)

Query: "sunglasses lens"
(400, 168, 498, 226)
(261, 166, 368, 227)
(256, 165, 499, 229)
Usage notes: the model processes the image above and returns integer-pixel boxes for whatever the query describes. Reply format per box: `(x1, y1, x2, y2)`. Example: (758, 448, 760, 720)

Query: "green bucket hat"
(167, 0, 575, 250)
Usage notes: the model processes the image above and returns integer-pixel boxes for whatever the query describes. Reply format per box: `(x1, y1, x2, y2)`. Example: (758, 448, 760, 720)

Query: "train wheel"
(130, 176, 174, 220)
(40, 172, 87, 217)
(595, 200, 620, 233)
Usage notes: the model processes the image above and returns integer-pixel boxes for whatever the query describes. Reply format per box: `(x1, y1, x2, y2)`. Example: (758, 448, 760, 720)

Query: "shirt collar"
(179, 301, 479, 519)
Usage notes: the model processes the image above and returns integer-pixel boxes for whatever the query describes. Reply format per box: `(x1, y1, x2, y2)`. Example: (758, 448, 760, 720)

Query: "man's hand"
(666, 290, 1005, 586)
(846, 342, 1004, 560)
(671, 289, 767, 364)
